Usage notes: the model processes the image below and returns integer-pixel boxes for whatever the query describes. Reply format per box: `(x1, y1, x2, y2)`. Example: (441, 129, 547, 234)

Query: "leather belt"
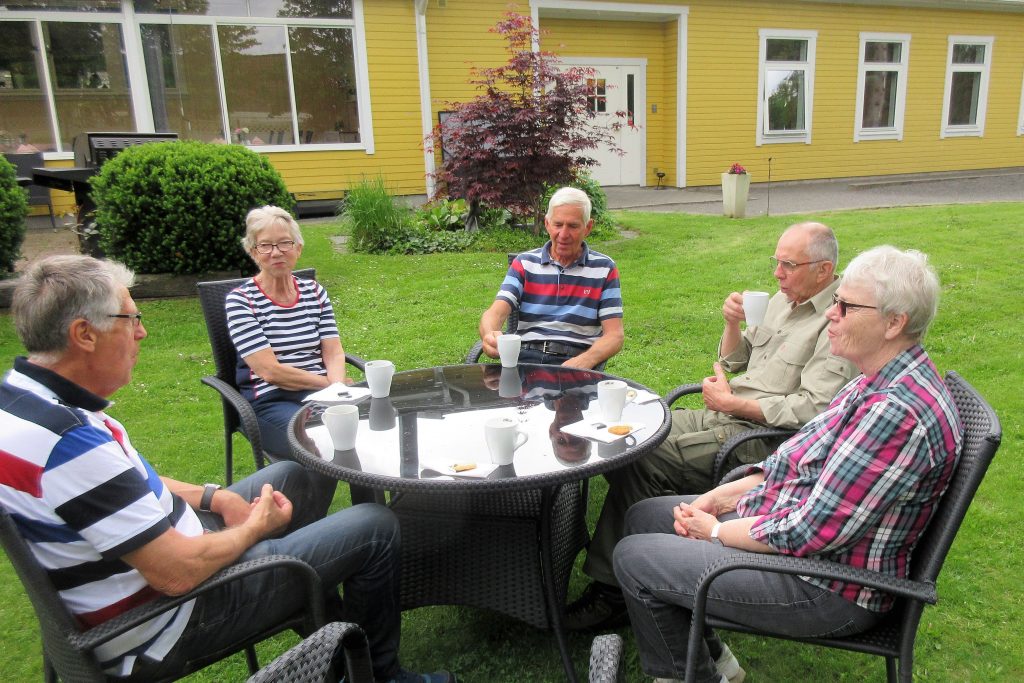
(521, 340, 590, 357)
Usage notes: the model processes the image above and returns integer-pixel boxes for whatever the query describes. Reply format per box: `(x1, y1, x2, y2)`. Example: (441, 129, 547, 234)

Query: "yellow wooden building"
(3, 0, 1023, 216)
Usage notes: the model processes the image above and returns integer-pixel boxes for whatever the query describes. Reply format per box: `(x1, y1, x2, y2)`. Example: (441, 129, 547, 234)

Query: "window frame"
(940, 35, 994, 139)
(854, 32, 910, 142)
(0, 0, 374, 159)
(1018, 68, 1024, 136)
(756, 28, 817, 146)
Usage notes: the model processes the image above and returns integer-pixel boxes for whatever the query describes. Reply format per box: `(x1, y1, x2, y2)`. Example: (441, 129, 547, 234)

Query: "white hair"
(842, 245, 940, 342)
(546, 187, 592, 225)
(241, 205, 304, 252)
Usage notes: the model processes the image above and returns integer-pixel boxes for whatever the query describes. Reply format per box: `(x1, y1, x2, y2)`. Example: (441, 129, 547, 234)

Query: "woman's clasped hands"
(673, 499, 718, 541)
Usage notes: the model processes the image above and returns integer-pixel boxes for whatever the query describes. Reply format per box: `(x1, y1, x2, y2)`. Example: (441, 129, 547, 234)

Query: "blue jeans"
(250, 389, 337, 517)
(613, 495, 879, 682)
(518, 347, 606, 371)
(132, 462, 403, 681)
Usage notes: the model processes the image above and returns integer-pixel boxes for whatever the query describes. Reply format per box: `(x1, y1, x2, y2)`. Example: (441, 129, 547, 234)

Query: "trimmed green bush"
(89, 141, 294, 274)
(0, 156, 29, 275)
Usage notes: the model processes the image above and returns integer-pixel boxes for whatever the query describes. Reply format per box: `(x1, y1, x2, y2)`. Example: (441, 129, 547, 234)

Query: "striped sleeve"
(225, 285, 271, 359)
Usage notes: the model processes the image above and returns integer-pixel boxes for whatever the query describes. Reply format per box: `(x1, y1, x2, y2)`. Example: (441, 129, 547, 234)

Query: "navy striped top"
(225, 276, 340, 400)
(497, 242, 623, 346)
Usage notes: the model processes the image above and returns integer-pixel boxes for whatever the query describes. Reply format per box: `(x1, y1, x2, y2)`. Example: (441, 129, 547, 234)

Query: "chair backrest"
(197, 268, 316, 386)
(0, 506, 107, 681)
(908, 371, 1001, 585)
(4, 152, 51, 205)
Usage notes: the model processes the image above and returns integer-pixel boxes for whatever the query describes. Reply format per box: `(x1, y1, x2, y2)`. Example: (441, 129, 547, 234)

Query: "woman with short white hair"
(225, 206, 350, 513)
(611, 246, 964, 683)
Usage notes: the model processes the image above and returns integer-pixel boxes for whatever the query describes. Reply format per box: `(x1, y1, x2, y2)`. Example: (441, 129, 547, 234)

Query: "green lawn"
(1, 203, 1021, 681)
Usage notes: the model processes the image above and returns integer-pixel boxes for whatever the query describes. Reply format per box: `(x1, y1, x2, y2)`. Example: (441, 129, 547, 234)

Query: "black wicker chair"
(0, 506, 325, 682)
(465, 253, 519, 364)
(589, 634, 624, 682)
(247, 621, 373, 683)
(197, 269, 366, 483)
(683, 371, 1002, 683)
(663, 381, 796, 486)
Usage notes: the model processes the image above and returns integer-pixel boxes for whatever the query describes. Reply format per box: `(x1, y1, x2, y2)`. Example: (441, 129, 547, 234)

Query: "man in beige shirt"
(567, 222, 858, 644)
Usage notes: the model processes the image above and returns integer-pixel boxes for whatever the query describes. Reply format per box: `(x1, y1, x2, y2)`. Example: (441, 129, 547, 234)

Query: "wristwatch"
(709, 522, 724, 546)
(200, 483, 222, 512)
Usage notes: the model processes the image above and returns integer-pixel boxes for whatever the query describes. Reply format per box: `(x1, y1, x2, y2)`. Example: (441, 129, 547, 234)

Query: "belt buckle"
(542, 341, 559, 355)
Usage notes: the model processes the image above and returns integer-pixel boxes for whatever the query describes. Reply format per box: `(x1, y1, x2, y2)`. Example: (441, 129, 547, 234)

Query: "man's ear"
(67, 318, 98, 353)
(884, 312, 909, 341)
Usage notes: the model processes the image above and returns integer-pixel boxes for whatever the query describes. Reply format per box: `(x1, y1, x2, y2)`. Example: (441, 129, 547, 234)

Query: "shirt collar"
(800, 277, 841, 314)
(13, 356, 110, 412)
(540, 241, 590, 268)
(858, 344, 929, 392)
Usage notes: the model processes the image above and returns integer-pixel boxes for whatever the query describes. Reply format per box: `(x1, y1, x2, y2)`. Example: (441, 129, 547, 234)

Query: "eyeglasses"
(107, 312, 143, 328)
(832, 293, 878, 317)
(254, 240, 296, 254)
(770, 256, 825, 272)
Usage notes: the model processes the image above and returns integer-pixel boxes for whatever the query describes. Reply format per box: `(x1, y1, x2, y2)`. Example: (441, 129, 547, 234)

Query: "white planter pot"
(721, 172, 751, 218)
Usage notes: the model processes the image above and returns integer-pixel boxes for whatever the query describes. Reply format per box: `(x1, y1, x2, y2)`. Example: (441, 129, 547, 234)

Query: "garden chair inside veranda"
(676, 370, 1002, 683)
(246, 621, 374, 683)
(0, 505, 326, 682)
(197, 269, 366, 484)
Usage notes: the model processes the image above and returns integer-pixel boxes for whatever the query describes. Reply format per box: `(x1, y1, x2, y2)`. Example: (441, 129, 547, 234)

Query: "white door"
(575, 63, 646, 186)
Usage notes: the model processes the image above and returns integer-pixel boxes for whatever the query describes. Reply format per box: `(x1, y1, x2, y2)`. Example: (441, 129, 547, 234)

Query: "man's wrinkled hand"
(246, 484, 293, 538)
(702, 362, 735, 413)
(481, 330, 502, 359)
(722, 291, 745, 325)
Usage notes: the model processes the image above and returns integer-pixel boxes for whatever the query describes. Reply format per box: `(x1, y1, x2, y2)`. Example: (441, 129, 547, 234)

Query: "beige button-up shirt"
(718, 279, 858, 429)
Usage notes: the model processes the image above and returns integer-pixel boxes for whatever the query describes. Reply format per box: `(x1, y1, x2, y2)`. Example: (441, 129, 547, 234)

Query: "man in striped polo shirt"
(0, 256, 453, 683)
(478, 187, 624, 370)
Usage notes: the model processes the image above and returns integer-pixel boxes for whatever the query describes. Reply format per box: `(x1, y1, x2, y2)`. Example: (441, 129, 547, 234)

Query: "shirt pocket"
(762, 339, 814, 390)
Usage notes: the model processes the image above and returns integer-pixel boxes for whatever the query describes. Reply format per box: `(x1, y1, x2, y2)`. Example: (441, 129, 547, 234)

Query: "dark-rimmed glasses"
(107, 312, 143, 328)
(770, 256, 825, 272)
(254, 240, 296, 254)
(832, 293, 878, 317)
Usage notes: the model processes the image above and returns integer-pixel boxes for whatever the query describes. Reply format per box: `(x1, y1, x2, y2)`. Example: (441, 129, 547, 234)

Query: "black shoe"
(564, 582, 629, 632)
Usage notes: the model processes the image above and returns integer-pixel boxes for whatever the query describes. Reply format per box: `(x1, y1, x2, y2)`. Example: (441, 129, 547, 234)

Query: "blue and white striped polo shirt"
(497, 242, 623, 347)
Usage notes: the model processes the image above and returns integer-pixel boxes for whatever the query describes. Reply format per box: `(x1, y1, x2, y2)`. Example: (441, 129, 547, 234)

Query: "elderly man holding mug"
(612, 246, 964, 683)
(478, 187, 624, 370)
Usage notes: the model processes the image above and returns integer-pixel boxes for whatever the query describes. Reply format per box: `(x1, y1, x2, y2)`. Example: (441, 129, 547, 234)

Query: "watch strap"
(200, 483, 221, 512)
(710, 521, 723, 545)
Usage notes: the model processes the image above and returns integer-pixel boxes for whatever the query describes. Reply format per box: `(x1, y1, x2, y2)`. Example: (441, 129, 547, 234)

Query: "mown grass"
(0, 202, 1021, 681)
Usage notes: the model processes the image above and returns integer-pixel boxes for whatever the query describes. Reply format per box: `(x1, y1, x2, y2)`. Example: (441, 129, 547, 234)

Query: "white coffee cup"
(598, 379, 629, 421)
(484, 416, 529, 465)
(365, 360, 395, 398)
(323, 404, 359, 451)
(498, 366, 522, 398)
(742, 291, 770, 327)
(497, 333, 522, 368)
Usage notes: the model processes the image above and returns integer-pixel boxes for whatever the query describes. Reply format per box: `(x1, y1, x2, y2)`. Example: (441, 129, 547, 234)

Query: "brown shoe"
(564, 582, 629, 632)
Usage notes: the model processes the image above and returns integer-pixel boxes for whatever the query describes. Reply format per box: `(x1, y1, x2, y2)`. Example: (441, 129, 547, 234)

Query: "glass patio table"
(288, 363, 670, 682)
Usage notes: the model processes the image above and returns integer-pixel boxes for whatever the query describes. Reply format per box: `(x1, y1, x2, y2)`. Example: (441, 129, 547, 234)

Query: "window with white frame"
(1018, 69, 1024, 135)
(0, 0, 369, 155)
(940, 36, 993, 138)
(757, 29, 816, 145)
(854, 33, 910, 142)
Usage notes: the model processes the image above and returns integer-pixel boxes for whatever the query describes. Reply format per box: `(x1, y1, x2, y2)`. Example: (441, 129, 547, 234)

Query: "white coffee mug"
(498, 366, 522, 398)
(365, 360, 395, 398)
(598, 379, 629, 421)
(323, 404, 359, 451)
(497, 333, 522, 368)
(742, 291, 770, 327)
(484, 416, 529, 465)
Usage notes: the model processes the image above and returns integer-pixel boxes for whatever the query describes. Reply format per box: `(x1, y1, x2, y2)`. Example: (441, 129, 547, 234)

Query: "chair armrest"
(247, 621, 373, 683)
(589, 633, 624, 683)
(711, 427, 795, 485)
(465, 340, 485, 365)
(684, 553, 936, 683)
(72, 555, 325, 656)
(345, 353, 367, 372)
(664, 383, 702, 407)
(201, 374, 267, 466)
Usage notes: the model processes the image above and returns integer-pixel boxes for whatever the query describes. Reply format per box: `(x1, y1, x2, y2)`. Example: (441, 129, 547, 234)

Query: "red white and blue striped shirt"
(0, 358, 200, 675)
(225, 276, 339, 400)
(497, 242, 623, 347)
(737, 345, 963, 612)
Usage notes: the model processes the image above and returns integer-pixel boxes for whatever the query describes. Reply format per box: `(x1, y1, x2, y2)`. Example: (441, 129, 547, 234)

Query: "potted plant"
(721, 162, 751, 218)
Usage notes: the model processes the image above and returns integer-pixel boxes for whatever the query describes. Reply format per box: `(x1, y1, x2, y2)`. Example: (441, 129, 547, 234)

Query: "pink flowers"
(728, 163, 747, 175)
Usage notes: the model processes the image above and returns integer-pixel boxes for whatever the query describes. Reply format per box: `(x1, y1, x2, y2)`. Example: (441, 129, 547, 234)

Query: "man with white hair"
(478, 187, 624, 369)
(0, 256, 453, 683)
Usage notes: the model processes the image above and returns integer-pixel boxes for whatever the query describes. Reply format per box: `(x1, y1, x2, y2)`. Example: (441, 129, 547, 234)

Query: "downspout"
(414, 0, 436, 197)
